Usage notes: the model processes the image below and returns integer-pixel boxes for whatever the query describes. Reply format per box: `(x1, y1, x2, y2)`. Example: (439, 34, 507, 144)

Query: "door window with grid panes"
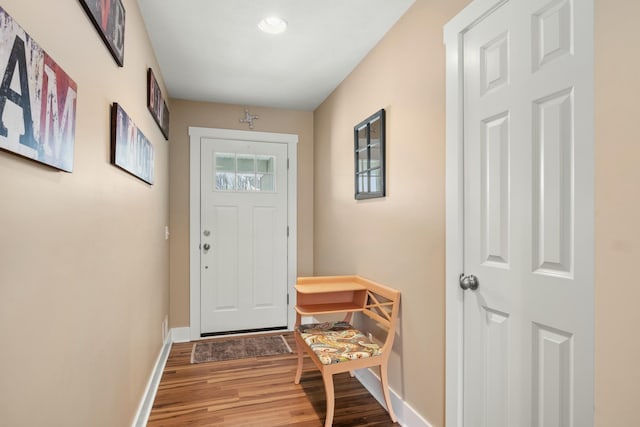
(215, 153, 276, 192)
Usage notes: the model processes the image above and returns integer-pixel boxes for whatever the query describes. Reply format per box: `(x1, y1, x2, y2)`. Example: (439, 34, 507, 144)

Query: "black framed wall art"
(111, 103, 154, 184)
(0, 6, 78, 172)
(147, 68, 170, 140)
(354, 109, 385, 200)
(78, 0, 125, 66)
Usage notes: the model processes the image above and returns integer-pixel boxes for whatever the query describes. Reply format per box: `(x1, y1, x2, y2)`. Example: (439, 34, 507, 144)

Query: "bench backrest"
(354, 276, 401, 355)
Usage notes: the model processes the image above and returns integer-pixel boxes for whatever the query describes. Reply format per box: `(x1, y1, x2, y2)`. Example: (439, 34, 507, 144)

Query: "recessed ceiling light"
(258, 16, 287, 34)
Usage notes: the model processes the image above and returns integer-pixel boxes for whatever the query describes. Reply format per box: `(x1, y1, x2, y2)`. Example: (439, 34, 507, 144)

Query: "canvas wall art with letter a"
(0, 7, 78, 172)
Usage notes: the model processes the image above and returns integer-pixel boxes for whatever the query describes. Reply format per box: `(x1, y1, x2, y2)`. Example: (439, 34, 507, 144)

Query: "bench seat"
(298, 321, 381, 365)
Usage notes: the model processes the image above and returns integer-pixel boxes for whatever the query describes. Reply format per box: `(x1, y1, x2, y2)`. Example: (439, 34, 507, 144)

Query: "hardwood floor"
(148, 332, 400, 426)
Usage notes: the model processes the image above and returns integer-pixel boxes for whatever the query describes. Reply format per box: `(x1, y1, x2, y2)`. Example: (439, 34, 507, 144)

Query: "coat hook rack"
(239, 109, 259, 129)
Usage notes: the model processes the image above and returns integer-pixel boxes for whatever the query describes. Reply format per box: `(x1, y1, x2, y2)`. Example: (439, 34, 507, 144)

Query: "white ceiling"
(137, 0, 415, 111)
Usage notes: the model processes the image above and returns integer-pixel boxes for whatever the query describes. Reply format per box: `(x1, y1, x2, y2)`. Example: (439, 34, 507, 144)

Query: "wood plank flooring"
(147, 332, 400, 426)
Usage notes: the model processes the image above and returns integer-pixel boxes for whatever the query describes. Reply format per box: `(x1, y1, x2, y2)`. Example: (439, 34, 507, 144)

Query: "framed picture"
(0, 6, 77, 172)
(111, 103, 154, 184)
(147, 68, 170, 140)
(354, 109, 385, 200)
(78, 0, 125, 67)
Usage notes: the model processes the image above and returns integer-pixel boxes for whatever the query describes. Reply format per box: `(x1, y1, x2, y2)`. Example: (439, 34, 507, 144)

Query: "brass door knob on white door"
(459, 274, 479, 291)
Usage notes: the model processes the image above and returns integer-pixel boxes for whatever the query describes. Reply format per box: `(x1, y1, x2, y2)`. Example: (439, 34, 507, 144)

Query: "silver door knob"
(203, 243, 211, 251)
(459, 274, 479, 291)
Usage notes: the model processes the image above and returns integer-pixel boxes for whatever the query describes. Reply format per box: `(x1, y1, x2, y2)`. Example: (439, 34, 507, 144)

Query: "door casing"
(189, 127, 298, 341)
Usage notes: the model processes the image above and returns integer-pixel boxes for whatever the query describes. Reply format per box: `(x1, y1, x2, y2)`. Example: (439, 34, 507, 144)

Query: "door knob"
(203, 243, 211, 251)
(459, 274, 479, 291)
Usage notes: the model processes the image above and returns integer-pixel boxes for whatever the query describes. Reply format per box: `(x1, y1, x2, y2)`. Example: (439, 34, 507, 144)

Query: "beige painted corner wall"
(168, 100, 314, 327)
(313, 0, 640, 426)
(313, 1, 470, 425)
(594, 0, 640, 425)
(0, 1, 170, 426)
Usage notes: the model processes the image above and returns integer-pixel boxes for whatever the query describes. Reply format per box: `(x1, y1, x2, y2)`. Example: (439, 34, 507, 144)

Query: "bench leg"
(322, 371, 335, 427)
(294, 335, 304, 384)
(380, 363, 397, 423)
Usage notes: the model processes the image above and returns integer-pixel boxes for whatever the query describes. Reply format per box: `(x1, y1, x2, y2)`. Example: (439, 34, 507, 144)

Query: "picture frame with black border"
(78, 0, 125, 67)
(147, 68, 170, 140)
(354, 109, 385, 200)
(110, 103, 154, 185)
(0, 6, 78, 172)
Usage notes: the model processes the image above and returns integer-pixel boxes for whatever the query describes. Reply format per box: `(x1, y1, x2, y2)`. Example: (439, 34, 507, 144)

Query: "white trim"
(443, 2, 507, 426)
(443, 0, 507, 42)
(354, 368, 433, 427)
(131, 331, 173, 427)
(189, 127, 298, 341)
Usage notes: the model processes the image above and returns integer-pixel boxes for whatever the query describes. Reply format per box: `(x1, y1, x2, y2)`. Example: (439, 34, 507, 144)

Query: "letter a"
(0, 36, 35, 149)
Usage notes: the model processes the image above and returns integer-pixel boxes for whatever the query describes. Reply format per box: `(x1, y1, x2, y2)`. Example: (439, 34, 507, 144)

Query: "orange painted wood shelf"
(294, 275, 367, 317)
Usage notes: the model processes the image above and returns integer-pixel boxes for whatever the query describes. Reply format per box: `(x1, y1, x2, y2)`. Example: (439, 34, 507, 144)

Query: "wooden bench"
(293, 275, 401, 427)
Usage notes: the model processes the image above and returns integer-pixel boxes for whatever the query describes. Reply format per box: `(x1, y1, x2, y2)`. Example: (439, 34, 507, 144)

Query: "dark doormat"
(190, 334, 292, 364)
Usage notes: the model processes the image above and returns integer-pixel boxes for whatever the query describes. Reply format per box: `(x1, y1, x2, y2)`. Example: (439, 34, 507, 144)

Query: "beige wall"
(313, 0, 640, 426)
(313, 1, 470, 425)
(168, 100, 314, 327)
(594, 0, 640, 425)
(0, 1, 169, 426)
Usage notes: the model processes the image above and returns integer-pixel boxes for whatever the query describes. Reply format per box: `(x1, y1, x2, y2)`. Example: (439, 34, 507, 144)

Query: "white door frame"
(444, 4, 505, 424)
(189, 127, 298, 341)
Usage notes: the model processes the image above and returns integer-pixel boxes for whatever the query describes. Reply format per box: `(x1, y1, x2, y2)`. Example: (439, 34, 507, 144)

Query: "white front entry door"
(456, 0, 594, 425)
(200, 137, 288, 334)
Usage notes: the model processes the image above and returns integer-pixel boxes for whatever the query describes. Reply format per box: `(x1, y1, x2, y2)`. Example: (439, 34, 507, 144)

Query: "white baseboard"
(131, 330, 174, 427)
(171, 327, 191, 343)
(354, 368, 433, 427)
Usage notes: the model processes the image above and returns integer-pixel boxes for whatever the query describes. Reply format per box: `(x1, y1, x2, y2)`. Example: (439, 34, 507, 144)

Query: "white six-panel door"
(448, 0, 594, 425)
(200, 138, 288, 334)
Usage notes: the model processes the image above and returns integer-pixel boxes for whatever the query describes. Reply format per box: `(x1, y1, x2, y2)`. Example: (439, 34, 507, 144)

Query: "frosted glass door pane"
(237, 155, 256, 191)
(237, 156, 255, 173)
(258, 174, 274, 191)
(257, 156, 274, 173)
(256, 155, 275, 192)
(215, 153, 235, 191)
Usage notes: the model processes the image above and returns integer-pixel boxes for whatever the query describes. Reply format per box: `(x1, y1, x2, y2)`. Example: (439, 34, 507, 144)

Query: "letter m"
(41, 61, 77, 164)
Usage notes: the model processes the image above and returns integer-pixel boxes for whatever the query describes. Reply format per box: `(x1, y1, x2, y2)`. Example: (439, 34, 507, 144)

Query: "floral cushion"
(297, 321, 381, 365)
